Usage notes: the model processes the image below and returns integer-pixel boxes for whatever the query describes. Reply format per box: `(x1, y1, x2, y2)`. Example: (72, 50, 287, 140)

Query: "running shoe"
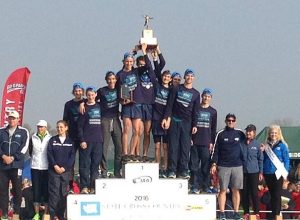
(233, 212, 243, 220)
(32, 213, 40, 220)
(168, 172, 176, 178)
(219, 212, 226, 220)
(178, 172, 190, 179)
(81, 187, 89, 194)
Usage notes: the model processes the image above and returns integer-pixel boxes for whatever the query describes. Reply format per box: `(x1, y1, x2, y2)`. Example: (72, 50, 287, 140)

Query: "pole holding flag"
(1, 67, 31, 127)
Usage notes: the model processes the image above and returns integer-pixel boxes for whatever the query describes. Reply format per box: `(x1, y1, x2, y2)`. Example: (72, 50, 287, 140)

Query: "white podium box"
(67, 163, 216, 220)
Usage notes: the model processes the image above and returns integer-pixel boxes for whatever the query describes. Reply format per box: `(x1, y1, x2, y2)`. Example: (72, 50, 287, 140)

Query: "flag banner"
(1, 67, 31, 127)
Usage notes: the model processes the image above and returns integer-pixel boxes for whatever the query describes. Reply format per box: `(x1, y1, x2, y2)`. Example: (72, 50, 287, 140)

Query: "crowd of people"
(0, 43, 297, 220)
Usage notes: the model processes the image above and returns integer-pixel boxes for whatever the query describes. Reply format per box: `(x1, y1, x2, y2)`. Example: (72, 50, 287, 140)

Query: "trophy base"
(140, 37, 158, 45)
(137, 43, 157, 51)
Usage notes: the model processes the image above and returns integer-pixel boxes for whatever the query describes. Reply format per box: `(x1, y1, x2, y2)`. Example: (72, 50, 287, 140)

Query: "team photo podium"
(67, 163, 216, 220)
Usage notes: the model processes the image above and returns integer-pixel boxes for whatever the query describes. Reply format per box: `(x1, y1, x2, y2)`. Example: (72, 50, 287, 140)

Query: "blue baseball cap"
(86, 86, 96, 93)
(73, 82, 84, 90)
(202, 88, 213, 96)
(184, 68, 194, 77)
(171, 72, 182, 78)
(123, 52, 134, 60)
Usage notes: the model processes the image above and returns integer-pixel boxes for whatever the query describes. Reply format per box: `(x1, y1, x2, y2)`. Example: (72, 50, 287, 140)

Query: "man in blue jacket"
(211, 113, 245, 220)
(0, 110, 29, 220)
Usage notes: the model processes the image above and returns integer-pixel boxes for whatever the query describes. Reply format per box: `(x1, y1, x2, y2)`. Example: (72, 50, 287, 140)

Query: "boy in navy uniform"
(152, 70, 171, 177)
(77, 87, 103, 194)
(190, 88, 217, 194)
(97, 71, 122, 178)
(63, 82, 84, 191)
(162, 69, 200, 179)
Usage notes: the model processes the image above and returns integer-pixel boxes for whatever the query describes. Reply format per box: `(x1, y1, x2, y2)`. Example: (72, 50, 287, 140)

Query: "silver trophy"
(120, 84, 134, 103)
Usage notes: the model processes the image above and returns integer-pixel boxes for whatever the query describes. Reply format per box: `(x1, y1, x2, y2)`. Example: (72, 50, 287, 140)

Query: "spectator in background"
(19, 179, 34, 220)
(29, 120, 52, 220)
(291, 181, 300, 219)
(47, 120, 75, 220)
(294, 163, 300, 182)
(240, 124, 263, 220)
(258, 180, 268, 220)
(0, 110, 29, 220)
(261, 124, 290, 219)
(281, 179, 295, 219)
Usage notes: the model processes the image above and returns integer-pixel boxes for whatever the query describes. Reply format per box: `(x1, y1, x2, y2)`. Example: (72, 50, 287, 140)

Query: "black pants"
(0, 168, 22, 215)
(31, 169, 49, 204)
(264, 174, 283, 217)
(241, 172, 259, 214)
(190, 145, 210, 190)
(79, 142, 103, 189)
(48, 169, 71, 219)
(168, 119, 192, 174)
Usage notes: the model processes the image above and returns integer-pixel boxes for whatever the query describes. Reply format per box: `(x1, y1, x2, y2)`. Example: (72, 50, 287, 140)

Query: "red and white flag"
(1, 67, 31, 127)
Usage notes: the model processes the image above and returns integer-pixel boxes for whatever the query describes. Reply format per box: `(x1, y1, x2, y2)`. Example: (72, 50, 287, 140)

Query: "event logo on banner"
(1, 67, 31, 127)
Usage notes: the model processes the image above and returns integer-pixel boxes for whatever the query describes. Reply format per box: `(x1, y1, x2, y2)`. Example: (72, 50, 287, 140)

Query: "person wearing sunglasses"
(210, 113, 245, 220)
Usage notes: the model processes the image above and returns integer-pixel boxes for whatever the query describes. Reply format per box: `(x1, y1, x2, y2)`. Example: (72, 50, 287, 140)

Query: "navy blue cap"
(226, 113, 236, 120)
(245, 124, 256, 132)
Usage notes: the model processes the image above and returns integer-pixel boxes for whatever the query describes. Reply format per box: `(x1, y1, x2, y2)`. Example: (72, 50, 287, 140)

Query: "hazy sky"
(1, 1, 300, 133)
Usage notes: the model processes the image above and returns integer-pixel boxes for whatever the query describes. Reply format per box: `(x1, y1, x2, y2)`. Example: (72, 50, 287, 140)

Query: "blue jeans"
(79, 142, 103, 189)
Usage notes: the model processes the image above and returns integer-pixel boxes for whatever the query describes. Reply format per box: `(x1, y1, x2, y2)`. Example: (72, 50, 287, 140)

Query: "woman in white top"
(29, 120, 52, 220)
